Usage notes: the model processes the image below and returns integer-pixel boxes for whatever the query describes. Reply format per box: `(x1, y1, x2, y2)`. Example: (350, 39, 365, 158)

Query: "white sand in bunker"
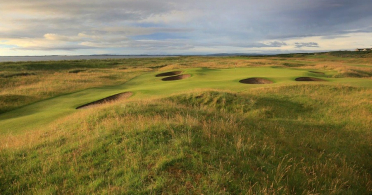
(156, 71, 183, 77)
(239, 78, 273, 84)
(76, 92, 133, 109)
(162, 74, 191, 81)
(295, 77, 326, 81)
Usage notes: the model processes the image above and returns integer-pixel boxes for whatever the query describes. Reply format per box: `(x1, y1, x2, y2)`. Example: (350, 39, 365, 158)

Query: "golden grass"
(1, 55, 372, 113)
(1, 87, 371, 193)
(1, 54, 372, 193)
(0, 69, 143, 113)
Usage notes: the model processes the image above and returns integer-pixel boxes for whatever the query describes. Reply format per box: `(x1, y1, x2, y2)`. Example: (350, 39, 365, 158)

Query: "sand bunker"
(162, 74, 191, 81)
(239, 78, 273, 84)
(295, 77, 326, 81)
(156, 71, 183, 77)
(76, 92, 133, 109)
(2, 73, 35, 78)
(69, 69, 86, 74)
(309, 71, 325, 75)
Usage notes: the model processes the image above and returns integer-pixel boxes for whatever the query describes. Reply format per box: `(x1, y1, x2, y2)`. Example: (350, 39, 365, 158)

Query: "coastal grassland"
(0, 85, 371, 194)
(4, 66, 370, 135)
(1, 52, 372, 193)
(0, 69, 143, 114)
(1, 53, 372, 114)
(0, 57, 195, 113)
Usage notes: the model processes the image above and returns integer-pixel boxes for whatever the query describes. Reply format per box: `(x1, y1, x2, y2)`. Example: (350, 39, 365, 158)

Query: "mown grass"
(1, 51, 372, 194)
(4, 66, 370, 135)
(0, 70, 143, 114)
(1, 53, 372, 114)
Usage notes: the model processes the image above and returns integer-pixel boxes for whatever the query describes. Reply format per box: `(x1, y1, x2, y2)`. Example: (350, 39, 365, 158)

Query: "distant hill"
(206, 53, 266, 56)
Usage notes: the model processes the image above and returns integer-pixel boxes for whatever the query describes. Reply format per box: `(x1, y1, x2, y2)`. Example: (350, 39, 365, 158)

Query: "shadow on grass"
(194, 67, 221, 76)
(1, 94, 371, 194)
(0, 95, 37, 116)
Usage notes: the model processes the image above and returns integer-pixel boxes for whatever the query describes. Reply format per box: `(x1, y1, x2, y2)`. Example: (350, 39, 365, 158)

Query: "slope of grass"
(1, 53, 372, 193)
(1, 53, 372, 114)
(2, 66, 371, 135)
(0, 69, 144, 114)
(1, 87, 371, 194)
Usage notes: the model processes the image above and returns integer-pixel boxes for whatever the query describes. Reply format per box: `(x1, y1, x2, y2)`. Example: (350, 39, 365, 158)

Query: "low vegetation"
(0, 52, 371, 193)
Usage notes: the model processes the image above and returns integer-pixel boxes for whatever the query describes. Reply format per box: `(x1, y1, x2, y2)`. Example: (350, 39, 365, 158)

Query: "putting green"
(1, 67, 371, 134)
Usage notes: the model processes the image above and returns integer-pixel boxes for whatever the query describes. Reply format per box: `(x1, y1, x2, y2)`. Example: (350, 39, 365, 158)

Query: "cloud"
(295, 42, 319, 48)
(100, 27, 192, 36)
(1, 0, 372, 55)
(265, 41, 287, 47)
(227, 41, 287, 48)
(44, 34, 82, 42)
(15, 45, 94, 51)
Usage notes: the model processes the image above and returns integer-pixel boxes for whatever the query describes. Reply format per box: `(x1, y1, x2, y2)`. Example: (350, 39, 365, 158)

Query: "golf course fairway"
(1, 53, 372, 194)
(1, 67, 371, 134)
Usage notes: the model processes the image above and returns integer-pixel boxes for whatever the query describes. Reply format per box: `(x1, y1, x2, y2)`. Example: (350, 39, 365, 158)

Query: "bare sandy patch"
(162, 74, 191, 81)
(156, 71, 183, 77)
(76, 92, 133, 109)
(295, 77, 326, 81)
(239, 78, 273, 84)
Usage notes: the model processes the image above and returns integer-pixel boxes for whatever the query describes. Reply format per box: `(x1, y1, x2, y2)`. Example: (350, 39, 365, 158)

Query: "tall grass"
(1, 52, 372, 193)
(2, 54, 372, 114)
(1, 85, 371, 194)
(0, 69, 143, 114)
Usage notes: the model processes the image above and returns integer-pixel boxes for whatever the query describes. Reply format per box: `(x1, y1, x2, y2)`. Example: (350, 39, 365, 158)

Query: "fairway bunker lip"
(295, 77, 326, 81)
(309, 71, 325, 75)
(162, 74, 191, 81)
(239, 77, 273, 84)
(156, 71, 183, 77)
(69, 69, 86, 74)
(76, 92, 133, 109)
(2, 72, 36, 78)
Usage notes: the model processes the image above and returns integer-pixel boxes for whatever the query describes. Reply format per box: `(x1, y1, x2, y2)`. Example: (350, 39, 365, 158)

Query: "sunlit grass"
(1, 86, 371, 194)
(1, 54, 371, 114)
(0, 69, 144, 114)
(0, 52, 372, 193)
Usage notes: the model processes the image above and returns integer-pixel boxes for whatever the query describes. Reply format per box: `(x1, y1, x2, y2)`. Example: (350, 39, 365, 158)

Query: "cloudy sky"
(1, 0, 372, 56)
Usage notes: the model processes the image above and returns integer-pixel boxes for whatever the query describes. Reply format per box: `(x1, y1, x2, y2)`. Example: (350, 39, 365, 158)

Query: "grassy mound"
(1, 86, 371, 194)
(1, 53, 372, 193)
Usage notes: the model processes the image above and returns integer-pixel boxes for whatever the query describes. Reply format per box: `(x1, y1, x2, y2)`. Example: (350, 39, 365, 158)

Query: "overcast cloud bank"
(1, 0, 372, 55)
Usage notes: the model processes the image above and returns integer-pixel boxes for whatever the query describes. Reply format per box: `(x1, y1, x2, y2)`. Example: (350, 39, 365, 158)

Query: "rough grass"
(0, 69, 142, 114)
(1, 52, 372, 193)
(1, 53, 372, 113)
(1, 86, 371, 194)
(333, 68, 372, 78)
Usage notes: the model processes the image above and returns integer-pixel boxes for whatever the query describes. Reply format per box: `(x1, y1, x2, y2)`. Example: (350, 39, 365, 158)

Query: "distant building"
(355, 48, 372, 51)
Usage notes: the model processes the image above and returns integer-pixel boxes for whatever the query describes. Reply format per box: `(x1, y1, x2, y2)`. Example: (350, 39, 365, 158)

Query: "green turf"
(1, 67, 371, 134)
(1, 54, 372, 194)
(1, 87, 371, 194)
